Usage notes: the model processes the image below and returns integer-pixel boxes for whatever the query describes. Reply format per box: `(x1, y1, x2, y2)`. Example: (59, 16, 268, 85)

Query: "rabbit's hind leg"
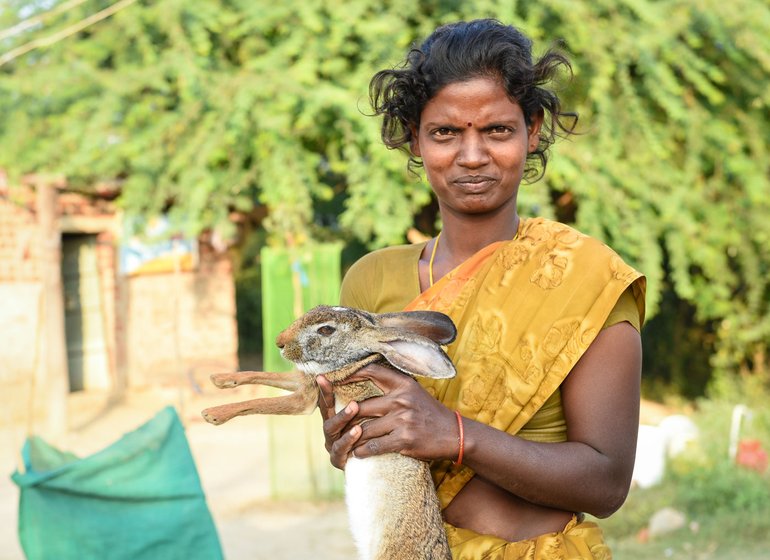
(210, 370, 306, 390)
(201, 381, 319, 425)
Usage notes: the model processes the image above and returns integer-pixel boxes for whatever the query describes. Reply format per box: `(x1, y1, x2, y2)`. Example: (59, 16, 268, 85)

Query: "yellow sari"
(404, 217, 645, 559)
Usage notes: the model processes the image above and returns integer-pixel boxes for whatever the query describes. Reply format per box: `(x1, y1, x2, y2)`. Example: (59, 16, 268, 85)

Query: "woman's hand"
(317, 374, 362, 470)
(320, 363, 459, 466)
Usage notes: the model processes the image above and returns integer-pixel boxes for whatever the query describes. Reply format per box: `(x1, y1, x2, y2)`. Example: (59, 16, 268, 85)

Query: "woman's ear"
(409, 125, 421, 157)
(527, 109, 545, 153)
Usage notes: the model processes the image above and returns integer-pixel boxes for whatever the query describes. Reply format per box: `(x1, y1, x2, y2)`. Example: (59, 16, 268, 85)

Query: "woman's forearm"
(461, 420, 633, 517)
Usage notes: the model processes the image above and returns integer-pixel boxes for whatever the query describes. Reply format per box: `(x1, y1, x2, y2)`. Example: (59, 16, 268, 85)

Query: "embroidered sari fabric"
(404, 218, 645, 558)
(444, 514, 612, 560)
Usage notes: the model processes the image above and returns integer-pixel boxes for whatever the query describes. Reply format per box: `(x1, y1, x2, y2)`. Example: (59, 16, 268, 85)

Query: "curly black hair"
(369, 19, 577, 181)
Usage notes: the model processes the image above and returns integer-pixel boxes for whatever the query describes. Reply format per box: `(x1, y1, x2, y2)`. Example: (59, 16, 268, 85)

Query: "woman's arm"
(318, 321, 642, 518)
(461, 321, 642, 517)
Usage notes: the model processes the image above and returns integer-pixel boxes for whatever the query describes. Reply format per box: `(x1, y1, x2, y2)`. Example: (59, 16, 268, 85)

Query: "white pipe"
(729, 404, 748, 461)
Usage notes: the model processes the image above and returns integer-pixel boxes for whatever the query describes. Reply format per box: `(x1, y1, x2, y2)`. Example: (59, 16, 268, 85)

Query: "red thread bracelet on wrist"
(454, 410, 464, 466)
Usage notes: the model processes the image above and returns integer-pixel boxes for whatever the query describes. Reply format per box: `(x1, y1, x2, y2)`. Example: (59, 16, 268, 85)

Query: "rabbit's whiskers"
(296, 360, 330, 375)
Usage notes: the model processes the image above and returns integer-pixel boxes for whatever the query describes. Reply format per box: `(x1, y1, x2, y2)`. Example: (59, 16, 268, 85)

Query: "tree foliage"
(1, 0, 769, 379)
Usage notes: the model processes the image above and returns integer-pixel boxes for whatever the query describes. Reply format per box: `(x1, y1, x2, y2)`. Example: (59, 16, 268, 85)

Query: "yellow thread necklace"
(429, 223, 521, 288)
(428, 231, 441, 287)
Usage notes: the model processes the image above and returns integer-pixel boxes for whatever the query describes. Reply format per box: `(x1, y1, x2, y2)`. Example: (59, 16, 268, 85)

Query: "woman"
(317, 19, 645, 559)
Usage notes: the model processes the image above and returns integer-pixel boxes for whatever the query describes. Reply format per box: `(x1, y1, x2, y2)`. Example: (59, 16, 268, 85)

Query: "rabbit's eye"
(317, 325, 336, 336)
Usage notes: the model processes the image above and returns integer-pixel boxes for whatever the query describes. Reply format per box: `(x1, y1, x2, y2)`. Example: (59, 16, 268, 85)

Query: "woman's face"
(411, 76, 542, 218)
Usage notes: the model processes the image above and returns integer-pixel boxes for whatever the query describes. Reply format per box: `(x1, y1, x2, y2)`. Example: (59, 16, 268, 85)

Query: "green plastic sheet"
(11, 406, 222, 560)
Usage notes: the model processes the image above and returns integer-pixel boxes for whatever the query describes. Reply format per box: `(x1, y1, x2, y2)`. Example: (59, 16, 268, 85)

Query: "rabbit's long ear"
(375, 311, 457, 345)
(374, 339, 456, 379)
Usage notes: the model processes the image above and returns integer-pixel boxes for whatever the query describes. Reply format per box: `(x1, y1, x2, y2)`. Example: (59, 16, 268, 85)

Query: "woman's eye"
(317, 325, 336, 336)
(432, 127, 456, 138)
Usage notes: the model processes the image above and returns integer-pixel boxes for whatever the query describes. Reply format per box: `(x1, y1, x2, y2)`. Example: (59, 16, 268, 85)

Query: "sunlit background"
(1, 1, 769, 558)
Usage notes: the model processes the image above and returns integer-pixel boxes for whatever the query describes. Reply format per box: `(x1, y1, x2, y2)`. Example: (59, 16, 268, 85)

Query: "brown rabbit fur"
(201, 305, 457, 560)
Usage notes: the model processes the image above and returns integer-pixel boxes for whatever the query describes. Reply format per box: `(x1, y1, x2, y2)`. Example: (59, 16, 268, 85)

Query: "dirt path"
(217, 500, 355, 559)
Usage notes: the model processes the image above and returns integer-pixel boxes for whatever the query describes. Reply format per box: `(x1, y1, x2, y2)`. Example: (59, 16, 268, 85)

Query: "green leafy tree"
(1, 0, 768, 382)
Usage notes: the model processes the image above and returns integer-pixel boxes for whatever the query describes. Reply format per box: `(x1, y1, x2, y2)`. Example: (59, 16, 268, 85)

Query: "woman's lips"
(453, 175, 497, 191)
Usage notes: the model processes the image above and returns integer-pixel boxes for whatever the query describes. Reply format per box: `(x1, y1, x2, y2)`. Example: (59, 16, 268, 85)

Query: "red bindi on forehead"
(467, 122, 473, 127)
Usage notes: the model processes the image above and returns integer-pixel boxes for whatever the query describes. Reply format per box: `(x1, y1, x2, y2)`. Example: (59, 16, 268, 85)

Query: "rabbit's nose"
(275, 332, 288, 349)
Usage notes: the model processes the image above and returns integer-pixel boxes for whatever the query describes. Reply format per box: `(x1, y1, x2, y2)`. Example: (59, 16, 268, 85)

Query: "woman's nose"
(456, 133, 489, 167)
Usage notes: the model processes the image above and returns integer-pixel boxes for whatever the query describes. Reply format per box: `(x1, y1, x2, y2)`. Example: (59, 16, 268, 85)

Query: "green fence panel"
(261, 243, 345, 499)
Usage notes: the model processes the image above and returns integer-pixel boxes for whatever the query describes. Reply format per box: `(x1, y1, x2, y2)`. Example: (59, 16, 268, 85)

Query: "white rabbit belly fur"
(345, 451, 445, 560)
(345, 455, 390, 560)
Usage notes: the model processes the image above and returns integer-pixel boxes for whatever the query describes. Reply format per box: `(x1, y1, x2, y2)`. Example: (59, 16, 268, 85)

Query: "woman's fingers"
(316, 375, 336, 421)
(318, 374, 364, 468)
(322, 400, 358, 447)
(330, 423, 362, 470)
(351, 416, 398, 458)
(345, 363, 415, 391)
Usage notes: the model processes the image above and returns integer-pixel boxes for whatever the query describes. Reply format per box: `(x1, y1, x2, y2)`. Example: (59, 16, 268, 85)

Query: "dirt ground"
(0, 386, 358, 560)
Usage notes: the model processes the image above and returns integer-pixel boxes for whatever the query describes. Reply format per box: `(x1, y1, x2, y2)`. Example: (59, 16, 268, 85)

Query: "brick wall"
(0, 186, 43, 426)
(0, 185, 39, 282)
(122, 239, 238, 387)
(0, 183, 239, 404)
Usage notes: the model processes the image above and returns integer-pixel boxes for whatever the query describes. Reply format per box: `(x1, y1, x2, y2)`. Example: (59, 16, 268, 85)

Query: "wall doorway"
(62, 234, 110, 391)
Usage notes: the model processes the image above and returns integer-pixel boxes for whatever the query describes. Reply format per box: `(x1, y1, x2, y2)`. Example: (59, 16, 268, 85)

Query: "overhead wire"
(0, 0, 89, 42)
(0, 0, 138, 68)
